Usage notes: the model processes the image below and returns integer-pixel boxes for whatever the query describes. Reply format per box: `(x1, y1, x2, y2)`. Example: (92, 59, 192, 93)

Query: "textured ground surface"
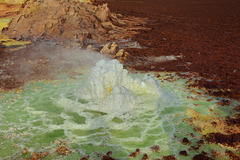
(97, 0, 240, 100)
(0, 0, 147, 89)
(0, 0, 240, 156)
(96, 0, 240, 153)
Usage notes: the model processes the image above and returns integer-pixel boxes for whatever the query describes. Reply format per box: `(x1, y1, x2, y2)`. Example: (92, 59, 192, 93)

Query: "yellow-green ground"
(0, 17, 30, 48)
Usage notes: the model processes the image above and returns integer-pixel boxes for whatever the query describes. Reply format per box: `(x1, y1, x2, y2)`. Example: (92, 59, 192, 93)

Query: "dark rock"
(179, 150, 188, 156)
(142, 153, 149, 160)
(150, 145, 160, 152)
(204, 133, 240, 147)
(192, 151, 213, 160)
(225, 149, 240, 160)
(162, 155, 176, 160)
(182, 137, 191, 145)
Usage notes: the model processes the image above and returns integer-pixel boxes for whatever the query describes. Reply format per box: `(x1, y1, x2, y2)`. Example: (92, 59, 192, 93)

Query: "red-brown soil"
(97, 0, 240, 100)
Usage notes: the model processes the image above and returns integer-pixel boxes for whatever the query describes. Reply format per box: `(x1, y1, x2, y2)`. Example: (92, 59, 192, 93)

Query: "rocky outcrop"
(100, 42, 129, 62)
(2, 0, 119, 46)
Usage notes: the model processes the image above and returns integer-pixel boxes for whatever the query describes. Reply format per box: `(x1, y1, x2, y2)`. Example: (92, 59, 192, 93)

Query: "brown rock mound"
(2, 0, 119, 45)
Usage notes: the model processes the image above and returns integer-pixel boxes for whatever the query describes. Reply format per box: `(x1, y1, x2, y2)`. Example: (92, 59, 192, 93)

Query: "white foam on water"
(49, 59, 182, 157)
(70, 59, 164, 118)
(75, 59, 162, 99)
(1, 58, 237, 159)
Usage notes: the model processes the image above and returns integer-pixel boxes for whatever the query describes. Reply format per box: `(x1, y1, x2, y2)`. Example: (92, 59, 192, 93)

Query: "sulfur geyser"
(57, 59, 178, 131)
(0, 59, 238, 159)
(72, 59, 166, 117)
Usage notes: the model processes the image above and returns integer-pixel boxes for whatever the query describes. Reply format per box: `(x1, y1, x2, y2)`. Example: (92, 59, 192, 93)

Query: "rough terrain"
(0, 0, 240, 158)
(96, 0, 240, 157)
(97, 0, 240, 100)
(0, 0, 148, 89)
(2, 0, 147, 46)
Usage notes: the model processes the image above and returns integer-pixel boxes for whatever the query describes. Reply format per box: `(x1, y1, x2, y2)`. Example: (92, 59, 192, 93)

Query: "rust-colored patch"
(150, 145, 160, 152)
(211, 150, 224, 159)
(181, 137, 191, 145)
(101, 155, 116, 160)
(22, 151, 50, 160)
(204, 133, 240, 148)
(79, 155, 90, 160)
(56, 145, 71, 155)
(225, 150, 240, 160)
(142, 153, 149, 160)
(179, 150, 188, 156)
(162, 155, 176, 160)
(128, 148, 141, 158)
(192, 151, 213, 160)
(101, 151, 116, 160)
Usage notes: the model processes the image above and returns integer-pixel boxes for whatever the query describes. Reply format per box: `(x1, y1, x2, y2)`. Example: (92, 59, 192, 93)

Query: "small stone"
(106, 151, 112, 156)
(162, 155, 176, 160)
(79, 155, 90, 160)
(197, 140, 205, 146)
(192, 151, 213, 160)
(115, 49, 124, 57)
(128, 152, 137, 158)
(21, 147, 29, 154)
(101, 22, 116, 30)
(87, 45, 97, 52)
(128, 148, 141, 158)
(100, 43, 111, 54)
(56, 145, 71, 155)
(182, 137, 191, 145)
(142, 153, 149, 160)
(179, 150, 188, 156)
(110, 42, 118, 54)
(102, 155, 116, 160)
(100, 42, 118, 56)
(150, 145, 160, 152)
(136, 148, 141, 153)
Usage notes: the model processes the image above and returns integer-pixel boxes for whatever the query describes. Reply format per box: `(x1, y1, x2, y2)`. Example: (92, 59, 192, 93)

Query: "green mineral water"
(0, 59, 238, 159)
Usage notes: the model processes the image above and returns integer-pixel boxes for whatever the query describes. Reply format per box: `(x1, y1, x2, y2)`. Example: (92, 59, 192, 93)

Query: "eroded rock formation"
(2, 0, 124, 46)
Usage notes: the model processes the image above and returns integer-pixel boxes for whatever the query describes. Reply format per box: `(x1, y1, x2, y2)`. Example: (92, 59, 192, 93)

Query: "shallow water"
(0, 59, 238, 159)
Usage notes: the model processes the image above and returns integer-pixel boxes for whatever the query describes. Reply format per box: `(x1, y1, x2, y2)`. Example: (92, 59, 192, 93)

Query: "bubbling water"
(71, 59, 165, 118)
(55, 59, 179, 147)
(0, 59, 236, 159)
(53, 59, 182, 157)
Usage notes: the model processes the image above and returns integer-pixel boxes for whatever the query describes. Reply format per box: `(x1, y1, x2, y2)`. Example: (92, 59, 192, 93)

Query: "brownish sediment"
(96, 0, 240, 100)
(204, 133, 240, 148)
(192, 151, 213, 160)
(225, 150, 240, 160)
